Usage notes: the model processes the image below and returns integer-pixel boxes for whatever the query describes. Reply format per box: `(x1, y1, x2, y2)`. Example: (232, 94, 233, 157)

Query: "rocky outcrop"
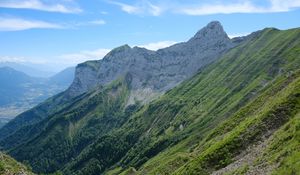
(67, 21, 237, 103)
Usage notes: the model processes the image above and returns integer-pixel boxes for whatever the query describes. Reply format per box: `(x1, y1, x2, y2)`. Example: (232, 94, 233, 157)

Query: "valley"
(0, 66, 75, 128)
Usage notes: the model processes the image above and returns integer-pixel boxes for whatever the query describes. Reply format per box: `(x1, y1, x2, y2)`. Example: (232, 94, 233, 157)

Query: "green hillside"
(5, 75, 135, 173)
(98, 28, 300, 175)
(0, 152, 34, 175)
(0, 27, 299, 175)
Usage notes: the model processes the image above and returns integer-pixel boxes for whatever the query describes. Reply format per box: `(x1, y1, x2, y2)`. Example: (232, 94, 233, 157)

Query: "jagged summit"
(67, 21, 238, 101)
(190, 21, 229, 41)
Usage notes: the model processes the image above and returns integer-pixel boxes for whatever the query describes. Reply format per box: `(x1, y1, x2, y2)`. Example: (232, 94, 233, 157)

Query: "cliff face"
(67, 21, 235, 103)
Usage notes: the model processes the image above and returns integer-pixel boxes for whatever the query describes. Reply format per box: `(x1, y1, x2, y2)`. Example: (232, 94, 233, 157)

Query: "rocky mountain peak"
(190, 21, 229, 41)
(67, 21, 240, 102)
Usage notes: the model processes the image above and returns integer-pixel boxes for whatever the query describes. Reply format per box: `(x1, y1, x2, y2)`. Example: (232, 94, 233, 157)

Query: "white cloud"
(137, 41, 178, 50)
(72, 19, 106, 27)
(0, 17, 63, 31)
(228, 33, 250, 39)
(0, 17, 106, 31)
(0, 0, 82, 13)
(0, 56, 50, 64)
(0, 56, 26, 63)
(108, 0, 163, 16)
(59, 48, 111, 64)
(100, 11, 108, 15)
(108, 0, 300, 16)
(109, 1, 139, 14)
(179, 0, 300, 15)
(88, 20, 106, 25)
(269, 0, 300, 11)
(180, 2, 262, 15)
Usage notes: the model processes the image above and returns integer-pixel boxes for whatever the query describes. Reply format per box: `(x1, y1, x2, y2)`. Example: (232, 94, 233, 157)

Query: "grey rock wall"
(67, 21, 238, 103)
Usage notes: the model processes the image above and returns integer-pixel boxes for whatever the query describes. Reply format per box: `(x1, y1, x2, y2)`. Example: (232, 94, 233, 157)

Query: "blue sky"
(0, 0, 299, 71)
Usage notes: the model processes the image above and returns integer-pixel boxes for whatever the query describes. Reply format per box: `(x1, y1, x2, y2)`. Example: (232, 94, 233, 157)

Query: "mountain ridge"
(0, 22, 299, 175)
(67, 21, 236, 101)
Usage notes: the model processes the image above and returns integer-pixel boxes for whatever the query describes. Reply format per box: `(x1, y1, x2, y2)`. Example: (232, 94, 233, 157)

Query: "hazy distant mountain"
(0, 62, 55, 78)
(0, 66, 74, 128)
(48, 67, 75, 87)
(0, 67, 36, 106)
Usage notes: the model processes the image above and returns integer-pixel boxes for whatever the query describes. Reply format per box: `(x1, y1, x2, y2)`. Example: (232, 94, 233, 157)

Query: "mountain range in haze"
(0, 21, 299, 175)
(0, 66, 75, 128)
(0, 62, 57, 78)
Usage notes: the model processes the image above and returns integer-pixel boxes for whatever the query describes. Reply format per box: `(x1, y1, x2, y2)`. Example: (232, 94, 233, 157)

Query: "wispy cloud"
(1, 48, 111, 69)
(100, 11, 109, 15)
(179, 0, 300, 15)
(0, 0, 82, 13)
(0, 17, 63, 31)
(59, 48, 111, 64)
(0, 16, 106, 31)
(0, 55, 50, 65)
(0, 56, 26, 63)
(107, 0, 300, 16)
(108, 0, 163, 16)
(269, 0, 300, 12)
(137, 40, 178, 50)
(109, 1, 139, 14)
(87, 20, 106, 25)
(228, 33, 250, 39)
(71, 19, 106, 28)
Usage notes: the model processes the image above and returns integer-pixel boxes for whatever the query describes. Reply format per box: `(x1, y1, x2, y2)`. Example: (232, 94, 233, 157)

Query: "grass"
(0, 152, 34, 175)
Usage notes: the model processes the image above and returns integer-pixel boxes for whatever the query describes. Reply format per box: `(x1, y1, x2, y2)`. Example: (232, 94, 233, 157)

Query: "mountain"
(0, 22, 299, 175)
(0, 21, 238, 141)
(0, 67, 75, 128)
(0, 62, 55, 78)
(67, 21, 237, 100)
(0, 118, 9, 129)
(0, 151, 34, 175)
(0, 67, 34, 106)
(49, 67, 76, 87)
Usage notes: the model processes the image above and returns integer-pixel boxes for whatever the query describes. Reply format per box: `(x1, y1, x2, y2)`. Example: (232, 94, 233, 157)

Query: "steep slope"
(66, 29, 300, 174)
(0, 21, 235, 141)
(1, 23, 299, 175)
(123, 28, 300, 175)
(0, 21, 238, 147)
(63, 27, 299, 174)
(0, 152, 34, 175)
(3, 75, 138, 173)
(173, 71, 300, 175)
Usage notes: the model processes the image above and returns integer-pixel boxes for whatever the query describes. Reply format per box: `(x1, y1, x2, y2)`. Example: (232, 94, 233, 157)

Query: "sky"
(0, 0, 299, 72)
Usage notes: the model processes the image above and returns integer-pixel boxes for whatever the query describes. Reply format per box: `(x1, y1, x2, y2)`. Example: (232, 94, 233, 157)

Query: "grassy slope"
(6, 75, 135, 173)
(1, 27, 299, 175)
(104, 28, 300, 174)
(173, 71, 300, 175)
(0, 91, 73, 147)
(0, 152, 34, 175)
